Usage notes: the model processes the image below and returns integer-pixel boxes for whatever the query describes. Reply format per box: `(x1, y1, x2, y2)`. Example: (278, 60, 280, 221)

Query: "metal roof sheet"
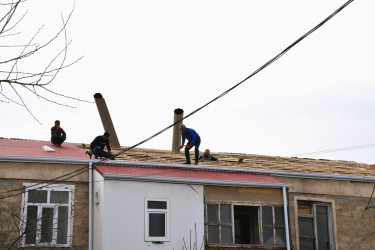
(95, 164, 289, 187)
(0, 139, 87, 159)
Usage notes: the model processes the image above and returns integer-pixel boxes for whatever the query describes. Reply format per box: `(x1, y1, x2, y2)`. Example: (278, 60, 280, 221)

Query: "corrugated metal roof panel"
(95, 165, 288, 185)
(0, 139, 87, 159)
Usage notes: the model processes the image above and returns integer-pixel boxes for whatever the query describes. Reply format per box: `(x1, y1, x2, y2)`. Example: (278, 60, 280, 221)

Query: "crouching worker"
(180, 124, 201, 165)
(51, 120, 66, 147)
(86, 132, 115, 160)
(199, 149, 218, 162)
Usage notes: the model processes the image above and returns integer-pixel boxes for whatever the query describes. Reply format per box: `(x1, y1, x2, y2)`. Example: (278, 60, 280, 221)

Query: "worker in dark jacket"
(51, 120, 66, 147)
(87, 132, 115, 160)
(180, 124, 201, 165)
(199, 149, 218, 162)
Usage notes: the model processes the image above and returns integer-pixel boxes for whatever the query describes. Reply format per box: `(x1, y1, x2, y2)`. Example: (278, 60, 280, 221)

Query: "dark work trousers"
(92, 146, 115, 160)
(51, 135, 66, 145)
(185, 139, 201, 164)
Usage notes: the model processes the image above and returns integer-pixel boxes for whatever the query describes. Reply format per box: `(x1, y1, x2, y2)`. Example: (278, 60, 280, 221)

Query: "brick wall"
(0, 179, 89, 249)
(288, 193, 375, 250)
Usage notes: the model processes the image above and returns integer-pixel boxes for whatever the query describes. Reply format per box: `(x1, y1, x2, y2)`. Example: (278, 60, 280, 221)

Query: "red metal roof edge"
(94, 163, 289, 185)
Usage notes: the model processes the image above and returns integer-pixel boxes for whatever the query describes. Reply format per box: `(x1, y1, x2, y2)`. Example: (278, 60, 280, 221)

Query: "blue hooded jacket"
(181, 128, 200, 145)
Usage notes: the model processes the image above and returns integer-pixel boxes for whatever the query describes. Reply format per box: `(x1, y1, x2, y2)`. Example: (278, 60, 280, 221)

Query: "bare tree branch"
(0, 0, 93, 122)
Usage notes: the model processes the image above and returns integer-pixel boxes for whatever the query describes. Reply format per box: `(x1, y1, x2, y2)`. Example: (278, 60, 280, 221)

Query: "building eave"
(1, 156, 374, 183)
(102, 173, 291, 188)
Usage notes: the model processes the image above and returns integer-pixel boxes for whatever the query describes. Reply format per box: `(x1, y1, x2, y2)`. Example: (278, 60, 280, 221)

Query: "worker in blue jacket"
(179, 124, 201, 165)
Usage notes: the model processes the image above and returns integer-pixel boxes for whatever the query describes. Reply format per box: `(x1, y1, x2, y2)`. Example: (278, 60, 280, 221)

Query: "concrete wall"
(280, 177, 375, 250)
(94, 176, 204, 250)
(0, 161, 89, 249)
(205, 186, 283, 204)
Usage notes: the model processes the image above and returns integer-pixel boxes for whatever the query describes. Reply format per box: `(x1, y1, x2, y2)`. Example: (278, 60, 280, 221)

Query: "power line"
(111, 0, 355, 161)
(0, 0, 355, 200)
(291, 144, 375, 157)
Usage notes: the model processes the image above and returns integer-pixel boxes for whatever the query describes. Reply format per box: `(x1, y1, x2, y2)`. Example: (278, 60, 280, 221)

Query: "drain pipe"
(89, 162, 93, 250)
(282, 187, 290, 250)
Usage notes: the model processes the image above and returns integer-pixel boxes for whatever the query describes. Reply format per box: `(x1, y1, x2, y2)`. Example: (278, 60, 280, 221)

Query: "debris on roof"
(76, 144, 374, 177)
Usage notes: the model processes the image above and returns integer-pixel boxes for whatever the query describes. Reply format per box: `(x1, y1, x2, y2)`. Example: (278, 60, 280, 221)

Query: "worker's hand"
(186, 144, 192, 149)
(179, 144, 184, 149)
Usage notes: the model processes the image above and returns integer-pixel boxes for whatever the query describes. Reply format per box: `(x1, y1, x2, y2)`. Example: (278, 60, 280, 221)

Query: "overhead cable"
(0, 0, 355, 200)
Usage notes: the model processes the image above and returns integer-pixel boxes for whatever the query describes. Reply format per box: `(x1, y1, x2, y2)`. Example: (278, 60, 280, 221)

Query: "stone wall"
(288, 192, 375, 250)
(0, 178, 89, 249)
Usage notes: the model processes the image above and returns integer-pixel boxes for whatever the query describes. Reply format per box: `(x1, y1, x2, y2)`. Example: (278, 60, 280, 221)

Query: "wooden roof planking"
(76, 144, 374, 177)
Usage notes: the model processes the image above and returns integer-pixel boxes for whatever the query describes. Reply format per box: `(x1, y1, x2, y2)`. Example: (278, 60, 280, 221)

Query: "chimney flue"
(94, 93, 121, 149)
(172, 108, 184, 153)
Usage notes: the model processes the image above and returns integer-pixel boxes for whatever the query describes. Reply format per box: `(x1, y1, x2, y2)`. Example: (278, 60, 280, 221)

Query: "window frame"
(294, 196, 337, 250)
(144, 198, 169, 242)
(205, 202, 286, 247)
(20, 183, 75, 248)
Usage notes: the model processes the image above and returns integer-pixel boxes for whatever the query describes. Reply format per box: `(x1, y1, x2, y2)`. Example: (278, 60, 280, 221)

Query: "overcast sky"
(2, 0, 375, 164)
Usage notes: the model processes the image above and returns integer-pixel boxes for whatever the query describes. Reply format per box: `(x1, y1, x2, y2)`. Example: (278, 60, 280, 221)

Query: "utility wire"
(0, 0, 355, 200)
(110, 0, 355, 162)
(291, 143, 375, 157)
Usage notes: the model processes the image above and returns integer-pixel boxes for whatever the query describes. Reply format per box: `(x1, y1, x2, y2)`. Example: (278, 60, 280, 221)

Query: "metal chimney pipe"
(172, 108, 184, 153)
(93, 93, 121, 149)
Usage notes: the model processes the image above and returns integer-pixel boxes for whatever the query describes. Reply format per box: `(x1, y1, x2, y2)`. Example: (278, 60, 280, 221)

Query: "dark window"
(57, 206, 69, 244)
(51, 191, 69, 204)
(146, 199, 168, 241)
(40, 207, 54, 243)
(28, 190, 48, 203)
(298, 201, 334, 250)
(23, 186, 73, 247)
(207, 204, 233, 244)
(206, 203, 286, 247)
(25, 206, 38, 244)
(149, 213, 166, 237)
(234, 205, 259, 244)
(148, 200, 167, 209)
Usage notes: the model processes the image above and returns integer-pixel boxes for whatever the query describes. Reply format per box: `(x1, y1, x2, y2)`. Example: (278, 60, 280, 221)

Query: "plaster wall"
(97, 178, 204, 250)
(279, 177, 375, 198)
(0, 162, 88, 182)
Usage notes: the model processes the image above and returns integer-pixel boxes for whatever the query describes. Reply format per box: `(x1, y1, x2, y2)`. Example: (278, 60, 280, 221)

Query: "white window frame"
(20, 183, 75, 248)
(144, 198, 169, 242)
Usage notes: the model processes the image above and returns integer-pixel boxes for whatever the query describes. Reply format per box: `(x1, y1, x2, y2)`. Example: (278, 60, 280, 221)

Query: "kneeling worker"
(87, 132, 115, 160)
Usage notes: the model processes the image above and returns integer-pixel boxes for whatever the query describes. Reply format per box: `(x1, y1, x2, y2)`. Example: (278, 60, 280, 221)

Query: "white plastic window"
(145, 199, 169, 241)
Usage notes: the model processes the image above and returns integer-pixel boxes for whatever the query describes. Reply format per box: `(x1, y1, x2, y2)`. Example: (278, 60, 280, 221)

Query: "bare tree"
(0, 0, 90, 123)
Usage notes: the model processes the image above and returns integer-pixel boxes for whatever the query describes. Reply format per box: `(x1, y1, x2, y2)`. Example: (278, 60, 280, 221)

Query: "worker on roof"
(180, 124, 201, 165)
(51, 120, 66, 147)
(199, 149, 218, 162)
(86, 132, 115, 160)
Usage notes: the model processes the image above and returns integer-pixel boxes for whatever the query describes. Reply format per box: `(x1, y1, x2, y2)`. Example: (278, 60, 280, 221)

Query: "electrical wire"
(0, 0, 355, 200)
(291, 144, 375, 157)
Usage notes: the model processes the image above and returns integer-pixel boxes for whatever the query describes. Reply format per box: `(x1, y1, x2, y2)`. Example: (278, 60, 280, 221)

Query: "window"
(206, 203, 286, 246)
(21, 184, 74, 247)
(297, 201, 335, 250)
(145, 199, 169, 241)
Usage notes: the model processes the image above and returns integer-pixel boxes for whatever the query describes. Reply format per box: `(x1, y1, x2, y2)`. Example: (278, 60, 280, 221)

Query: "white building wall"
(99, 178, 204, 250)
(93, 171, 105, 250)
